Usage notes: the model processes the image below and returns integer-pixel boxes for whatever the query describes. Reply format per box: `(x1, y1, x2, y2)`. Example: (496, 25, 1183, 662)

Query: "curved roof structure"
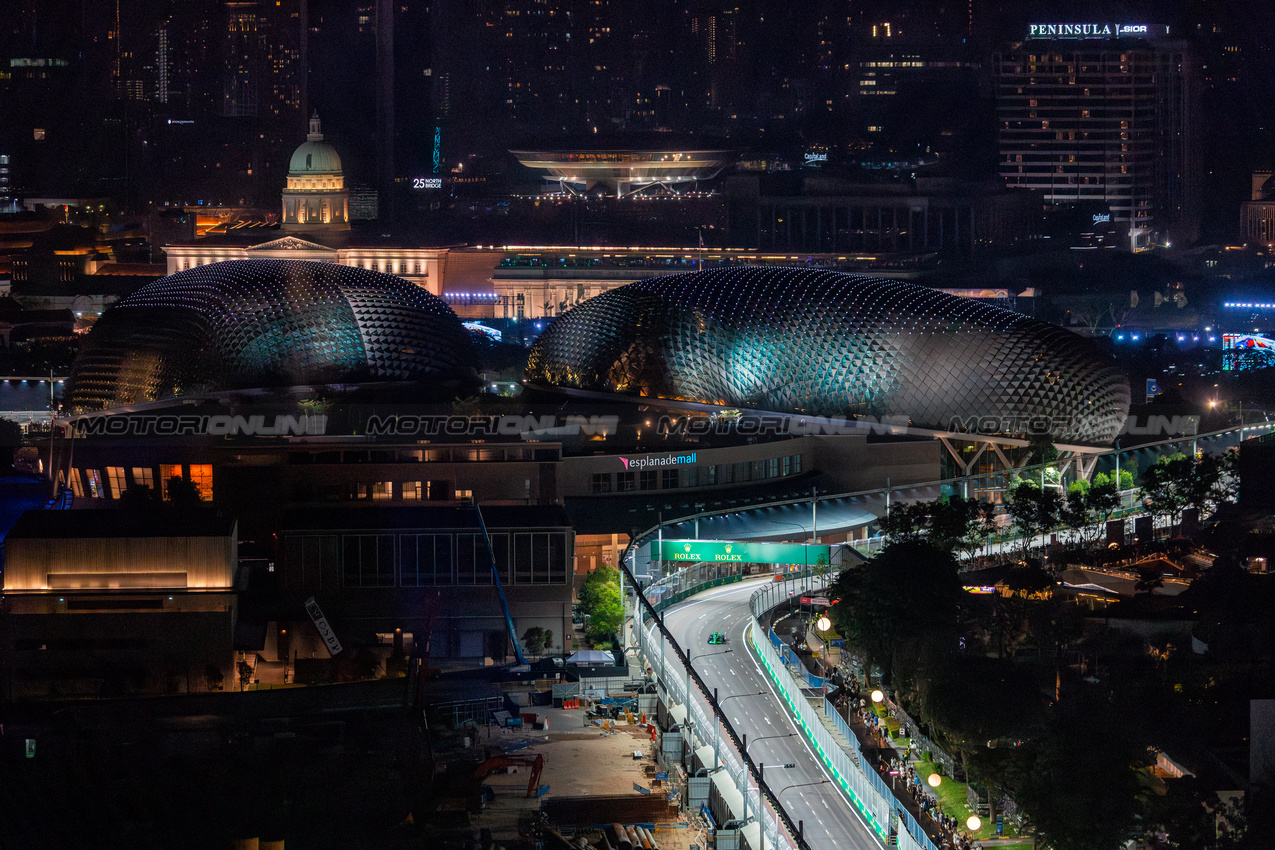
(289, 114, 342, 175)
(510, 148, 734, 197)
(526, 267, 1130, 445)
(66, 260, 476, 411)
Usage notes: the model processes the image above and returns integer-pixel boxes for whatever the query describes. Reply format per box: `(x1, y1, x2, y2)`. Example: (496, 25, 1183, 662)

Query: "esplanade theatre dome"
(526, 267, 1131, 445)
(66, 259, 477, 412)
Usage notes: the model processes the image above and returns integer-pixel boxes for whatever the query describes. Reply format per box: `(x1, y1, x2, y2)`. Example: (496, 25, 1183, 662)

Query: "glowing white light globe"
(871, 689, 884, 703)
(927, 773, 941, 788)
(967, 815, 981, 831)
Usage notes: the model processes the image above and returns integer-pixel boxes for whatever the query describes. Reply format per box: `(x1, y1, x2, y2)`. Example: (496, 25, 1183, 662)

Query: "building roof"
(65, 259, 477, 411)
(526, 266, 1131, 445)
(6, 508, 236, 540)
(289, 114, 342, 175)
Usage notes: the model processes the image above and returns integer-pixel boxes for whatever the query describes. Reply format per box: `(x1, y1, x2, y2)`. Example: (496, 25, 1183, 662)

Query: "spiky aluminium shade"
(66, 259, 476, 411)
(526, 267, 1130, 444)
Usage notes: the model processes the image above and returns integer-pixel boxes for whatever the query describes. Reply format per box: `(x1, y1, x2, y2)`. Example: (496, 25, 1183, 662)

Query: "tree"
(121, 485, 158, 505)
(929, 495, 994, 557)
(521, 627, 546, 656)
(579, 564, 622, 645)
(165, 475, 203, 507)
(1134, 565, 1165, 594)
(879, 495, 993, 557)
(877, 501, 929, 543)
(827, 541, 963, 683)
(1007, 683, 1151, 850)
(204, 662, 225, 691)
(1141, 453, 1234, 529)
(1060, 484, 1092, 543)
(541, 629, 554, 653)
(1026, 433, 1059, 467)
(237, 660, 254, 690)
(1005, 480, 1063, 559)
(1088, 476, 1121, 524)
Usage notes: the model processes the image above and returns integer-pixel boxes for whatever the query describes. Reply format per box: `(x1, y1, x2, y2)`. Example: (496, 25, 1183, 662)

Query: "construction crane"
(474, 504, 528, 667)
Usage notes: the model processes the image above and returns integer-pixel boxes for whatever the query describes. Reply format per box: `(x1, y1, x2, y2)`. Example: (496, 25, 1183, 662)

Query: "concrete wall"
(4, 534, 237, 591)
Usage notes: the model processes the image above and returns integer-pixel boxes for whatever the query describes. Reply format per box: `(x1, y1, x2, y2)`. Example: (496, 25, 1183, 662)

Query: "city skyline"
(2, 0, 1273, 246)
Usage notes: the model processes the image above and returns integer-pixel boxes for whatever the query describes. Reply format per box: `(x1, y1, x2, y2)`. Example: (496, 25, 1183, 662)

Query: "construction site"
(425, 692, 707, 850)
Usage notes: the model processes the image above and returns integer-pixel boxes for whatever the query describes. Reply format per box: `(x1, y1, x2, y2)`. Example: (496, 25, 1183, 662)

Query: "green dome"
(289, 140, 342, 174)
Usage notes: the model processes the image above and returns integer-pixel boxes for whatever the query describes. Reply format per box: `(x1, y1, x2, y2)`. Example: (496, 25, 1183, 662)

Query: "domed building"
(526, 267, 1130, 445)
(282, 113, 350, 232)
(66, 259, 477, 411)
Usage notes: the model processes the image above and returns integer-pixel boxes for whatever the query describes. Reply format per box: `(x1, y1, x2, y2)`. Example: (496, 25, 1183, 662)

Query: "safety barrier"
(748, 581, 940, 850)
(633, 608, 794, 850)
(628, 566, 940, 849)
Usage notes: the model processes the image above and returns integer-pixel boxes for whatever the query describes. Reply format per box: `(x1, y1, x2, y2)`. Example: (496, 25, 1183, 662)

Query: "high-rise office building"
(849, 2, 983, 158)
(994, 23, 1202, 250)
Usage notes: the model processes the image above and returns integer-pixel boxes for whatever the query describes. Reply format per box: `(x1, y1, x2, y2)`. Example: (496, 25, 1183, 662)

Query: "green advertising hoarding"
(650, 539, 830, 566)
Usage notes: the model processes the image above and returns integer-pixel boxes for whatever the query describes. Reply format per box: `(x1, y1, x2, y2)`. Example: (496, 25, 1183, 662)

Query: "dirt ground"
(472, 705, 708, 850)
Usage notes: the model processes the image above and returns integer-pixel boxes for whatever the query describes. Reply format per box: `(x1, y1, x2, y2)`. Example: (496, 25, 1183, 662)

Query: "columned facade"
(162, 238, 448, 297)
(282, 113, 351, 232)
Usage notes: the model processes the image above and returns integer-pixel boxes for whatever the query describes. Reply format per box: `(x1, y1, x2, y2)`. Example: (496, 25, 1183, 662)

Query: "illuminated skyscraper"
(994, 24, 1202, 250)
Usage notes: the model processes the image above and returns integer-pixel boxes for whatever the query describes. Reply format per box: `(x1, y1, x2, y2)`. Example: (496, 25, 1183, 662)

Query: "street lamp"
(742, 731, 797, 759)
(685, 648, 732, 745)
(713, 689, 766, 770)
(927, 772, 942, 788)
(776, 780, 831, 843)
(967, 815, 982, 832)
(744, 733, 796, 810)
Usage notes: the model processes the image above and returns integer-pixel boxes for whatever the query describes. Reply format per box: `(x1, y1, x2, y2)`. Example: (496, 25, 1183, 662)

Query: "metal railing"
(749, 581, 938, 850)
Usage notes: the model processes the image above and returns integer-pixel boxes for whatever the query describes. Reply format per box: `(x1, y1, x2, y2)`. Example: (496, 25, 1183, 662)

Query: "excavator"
(473, 753, 545, 798)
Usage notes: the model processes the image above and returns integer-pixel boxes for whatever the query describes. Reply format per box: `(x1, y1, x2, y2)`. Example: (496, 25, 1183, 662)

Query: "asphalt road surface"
(660, 577, 882, 850)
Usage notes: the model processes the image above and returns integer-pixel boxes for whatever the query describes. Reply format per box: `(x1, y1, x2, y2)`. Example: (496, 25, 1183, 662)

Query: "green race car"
(708, 632, 728, 645)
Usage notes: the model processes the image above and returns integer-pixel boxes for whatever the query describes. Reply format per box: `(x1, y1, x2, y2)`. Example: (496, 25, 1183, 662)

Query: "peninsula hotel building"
(994, 23, 1202, 251)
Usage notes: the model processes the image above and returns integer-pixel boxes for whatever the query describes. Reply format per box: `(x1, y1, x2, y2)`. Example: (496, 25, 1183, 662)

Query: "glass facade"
(287, 530, 569, 588)
(527, 267, 1130, 444)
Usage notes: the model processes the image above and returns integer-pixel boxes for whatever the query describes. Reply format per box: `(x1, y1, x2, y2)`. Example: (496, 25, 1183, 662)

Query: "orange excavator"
(473, 753, 545, 798)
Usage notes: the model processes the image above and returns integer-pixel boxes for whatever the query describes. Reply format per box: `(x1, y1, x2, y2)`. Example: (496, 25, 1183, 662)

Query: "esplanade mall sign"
(1026, 23, 1154, 39)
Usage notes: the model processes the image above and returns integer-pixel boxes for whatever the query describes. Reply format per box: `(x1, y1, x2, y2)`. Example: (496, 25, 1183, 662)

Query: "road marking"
(738, 616, 881, 843)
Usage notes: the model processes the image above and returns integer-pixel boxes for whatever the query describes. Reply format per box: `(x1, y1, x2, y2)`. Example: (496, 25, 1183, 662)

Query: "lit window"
(132, 467, 155, 495)
(85, 469, 105, 499)
(104, 467, 126, 499)
(372, 481, 394, 499)
(402, 481, 422, 500)
(188, 464, 214, 501)
(159, 464, 182, 500)
(70, 468, 85, 498)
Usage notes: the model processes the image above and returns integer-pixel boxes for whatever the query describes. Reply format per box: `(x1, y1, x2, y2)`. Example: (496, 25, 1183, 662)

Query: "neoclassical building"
(282, 113, 350, 232)
(164, 236, 449, 295)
